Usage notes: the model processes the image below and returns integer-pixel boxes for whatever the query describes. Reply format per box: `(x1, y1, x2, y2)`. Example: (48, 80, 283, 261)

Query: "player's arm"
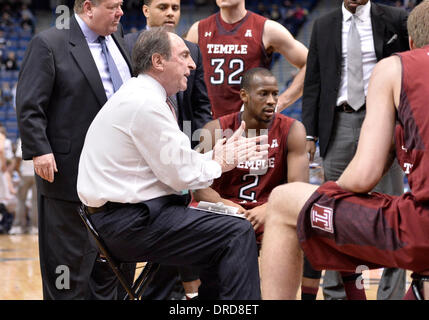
(185, 21, 199, 44)
(263, 20, 308, 112)
(337, 56, 401, 193)
(286, 120, 309, 183)
(246, 120, 309, 230)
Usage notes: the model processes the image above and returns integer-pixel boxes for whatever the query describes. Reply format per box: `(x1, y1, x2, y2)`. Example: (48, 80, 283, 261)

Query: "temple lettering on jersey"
(236, 157, 275, 170)
(206, 44, 248, 55)
(198, 11, 271, 118)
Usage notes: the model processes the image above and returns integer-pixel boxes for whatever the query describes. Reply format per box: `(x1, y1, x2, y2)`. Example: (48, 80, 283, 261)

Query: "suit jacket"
(302, 3, 409, 158)
(16, 16, 132, 202)
(124, 31, 212, 148)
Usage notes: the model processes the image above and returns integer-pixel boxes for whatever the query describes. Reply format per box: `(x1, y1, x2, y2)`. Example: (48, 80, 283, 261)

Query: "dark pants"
(37, 193, 132, 299)
(90, 194, 261, 300)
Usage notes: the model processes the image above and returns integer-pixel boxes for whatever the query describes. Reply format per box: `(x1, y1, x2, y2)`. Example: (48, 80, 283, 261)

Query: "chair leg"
(123, 262, 160, 300)
(411, 273, 429, 300)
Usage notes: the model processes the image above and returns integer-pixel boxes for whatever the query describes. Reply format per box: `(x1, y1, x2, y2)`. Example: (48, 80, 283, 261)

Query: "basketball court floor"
(0, 233, 412, 300)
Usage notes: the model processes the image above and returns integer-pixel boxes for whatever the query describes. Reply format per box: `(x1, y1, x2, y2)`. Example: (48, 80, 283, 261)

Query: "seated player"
(260, 1, 429, 300)
(194, 67, 319, 299)
(194, 67, 308, 241)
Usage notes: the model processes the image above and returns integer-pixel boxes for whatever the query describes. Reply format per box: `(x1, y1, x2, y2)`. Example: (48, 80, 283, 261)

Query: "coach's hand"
(33, 153, 58, 183)
(213, 121, 269, 172)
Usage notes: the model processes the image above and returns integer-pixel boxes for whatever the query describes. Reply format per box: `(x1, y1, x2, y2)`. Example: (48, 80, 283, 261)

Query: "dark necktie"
(347, 16, 365, 110)
(99, 36, 123, 92)
(166, 97, 178, 122)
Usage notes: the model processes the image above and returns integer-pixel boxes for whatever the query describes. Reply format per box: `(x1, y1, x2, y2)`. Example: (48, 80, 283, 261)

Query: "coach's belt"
(87, 202, 127, 214)
(335, 103, 366, 113)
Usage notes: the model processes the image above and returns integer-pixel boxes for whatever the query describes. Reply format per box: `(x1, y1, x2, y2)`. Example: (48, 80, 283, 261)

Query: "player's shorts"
(297, 181, 429, 274)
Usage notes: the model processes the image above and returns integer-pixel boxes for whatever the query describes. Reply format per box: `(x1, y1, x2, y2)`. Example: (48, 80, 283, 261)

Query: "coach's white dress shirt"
(77, 74, 221, 207)
(336, 1, 377, 106)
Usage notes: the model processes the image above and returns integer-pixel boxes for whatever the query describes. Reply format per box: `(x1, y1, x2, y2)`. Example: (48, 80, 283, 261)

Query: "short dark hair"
(240, 67, 275, 91)
(132, 27, 171, 75)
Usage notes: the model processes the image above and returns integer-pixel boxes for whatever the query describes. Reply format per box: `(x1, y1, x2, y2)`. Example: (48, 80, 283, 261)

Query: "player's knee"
(266, 184, 298, 225)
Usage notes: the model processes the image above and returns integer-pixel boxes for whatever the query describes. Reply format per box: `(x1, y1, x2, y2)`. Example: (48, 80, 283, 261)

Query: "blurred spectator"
(3, 51, 18, 70)
(0, 12, 14, 29)
(10, 138, 37, 235)
(20, 12, 34, 32)
(0, 30, 7, 49)
(19, 3, 35, 22)
(256, 2, 270, 18)
(269, 4, 282, 22)
(1, 82, 13, 106)
(293, 3, 308, 25)
(394, 0, 405, 8)
(405, 0, 416, 11)
(0, 125, 16, 225)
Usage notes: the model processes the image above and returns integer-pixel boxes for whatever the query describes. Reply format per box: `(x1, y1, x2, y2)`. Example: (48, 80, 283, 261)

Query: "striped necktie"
(166, 97, 178, 121)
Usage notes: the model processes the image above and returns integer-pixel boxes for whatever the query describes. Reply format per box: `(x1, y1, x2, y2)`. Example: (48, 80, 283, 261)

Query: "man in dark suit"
(16, 0, 132, 299)
(302, 0, 409, 300)
(124, 0, 212, 149)
(123, 0, 212, 299)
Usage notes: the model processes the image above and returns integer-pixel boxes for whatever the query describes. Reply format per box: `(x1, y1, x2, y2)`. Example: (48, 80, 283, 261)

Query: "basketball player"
(185, 0, 308, 118)
(194, 67, 318, 299)
(194, 67, 308, 237)
(260, 1, 429, 300)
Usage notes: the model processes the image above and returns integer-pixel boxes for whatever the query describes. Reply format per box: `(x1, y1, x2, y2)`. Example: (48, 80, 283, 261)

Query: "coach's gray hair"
(74, 0, 100, 13)
(132, 27, 172, 75)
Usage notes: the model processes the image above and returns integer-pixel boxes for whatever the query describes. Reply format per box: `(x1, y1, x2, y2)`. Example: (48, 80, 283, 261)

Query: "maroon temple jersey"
(395, 45, 429, 203)
(198, 11, 272, 119)
(211, 111, 295, 210)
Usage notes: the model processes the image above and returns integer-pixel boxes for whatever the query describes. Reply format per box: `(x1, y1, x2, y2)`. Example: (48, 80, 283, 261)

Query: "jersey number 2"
(239, 174, 259, 201)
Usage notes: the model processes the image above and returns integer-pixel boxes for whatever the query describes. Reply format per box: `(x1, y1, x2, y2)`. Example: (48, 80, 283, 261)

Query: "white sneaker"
(9, 226, 24, 235)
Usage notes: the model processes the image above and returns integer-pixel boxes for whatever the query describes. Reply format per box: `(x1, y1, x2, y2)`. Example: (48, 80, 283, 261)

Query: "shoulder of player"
(185, 20, 200, 44)
(372, 55, 402, 79)
(262, 19, 294, 44)
(274, 113, 295, 126)
(283, 119, 306, 149)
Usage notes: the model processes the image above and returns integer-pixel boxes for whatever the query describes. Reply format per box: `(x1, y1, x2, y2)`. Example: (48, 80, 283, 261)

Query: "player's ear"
(240, 88, 249, 104)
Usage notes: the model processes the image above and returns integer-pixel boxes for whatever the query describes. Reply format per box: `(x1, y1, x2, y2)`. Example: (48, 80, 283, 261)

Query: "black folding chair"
(411, 273, 429, 300)
(78, 204, 160, 300)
